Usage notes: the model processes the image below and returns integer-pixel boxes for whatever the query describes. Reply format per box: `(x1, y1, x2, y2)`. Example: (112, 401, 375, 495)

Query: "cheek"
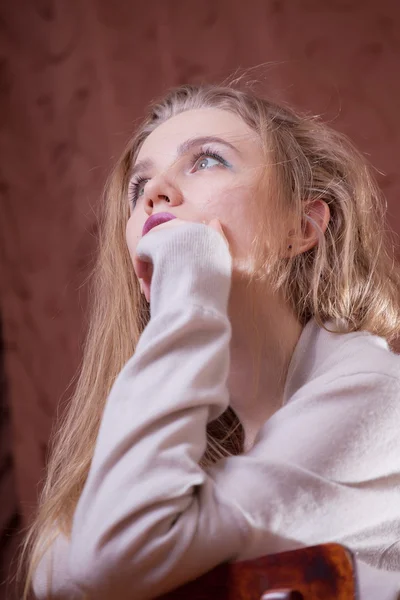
(209, 185, 257, 257)
(201, 182, 248, 218)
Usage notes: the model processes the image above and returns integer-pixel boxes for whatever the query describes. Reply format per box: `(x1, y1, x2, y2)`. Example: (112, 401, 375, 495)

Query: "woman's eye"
(193, 151, 226, 172)
(136, 180, 146, 197)
(129, 177, 148, 207)
(196, 156, 220, 170)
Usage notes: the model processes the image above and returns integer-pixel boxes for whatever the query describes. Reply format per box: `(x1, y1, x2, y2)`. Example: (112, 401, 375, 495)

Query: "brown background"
(1, 1, 400, 597)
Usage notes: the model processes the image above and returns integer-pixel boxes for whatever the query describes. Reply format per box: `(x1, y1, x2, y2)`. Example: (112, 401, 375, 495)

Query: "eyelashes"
(128, 148, 228, 207)
(128, 175, 147, 207)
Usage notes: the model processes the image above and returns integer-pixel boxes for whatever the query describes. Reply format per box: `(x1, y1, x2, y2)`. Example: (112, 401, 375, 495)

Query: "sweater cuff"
(135, 222, 232, 316)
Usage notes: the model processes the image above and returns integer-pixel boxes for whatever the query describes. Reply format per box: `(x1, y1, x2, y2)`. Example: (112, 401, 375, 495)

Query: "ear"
(287, 199, 330, 256)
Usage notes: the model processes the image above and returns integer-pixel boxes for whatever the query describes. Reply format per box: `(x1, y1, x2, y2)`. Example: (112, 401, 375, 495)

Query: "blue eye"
(192, 150, 229, 171)
(195, 155, 221, 170)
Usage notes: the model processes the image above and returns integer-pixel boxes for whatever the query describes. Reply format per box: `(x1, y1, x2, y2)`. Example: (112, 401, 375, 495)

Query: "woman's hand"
(133, 218, 229, 303)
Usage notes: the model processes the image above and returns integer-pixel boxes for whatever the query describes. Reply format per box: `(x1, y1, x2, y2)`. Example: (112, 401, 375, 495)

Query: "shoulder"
(257, 321, 400, 481)
(284, 319, 400, 405)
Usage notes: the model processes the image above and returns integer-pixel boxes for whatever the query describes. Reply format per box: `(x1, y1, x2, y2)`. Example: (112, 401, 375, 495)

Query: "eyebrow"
(131, 135, 241, 179)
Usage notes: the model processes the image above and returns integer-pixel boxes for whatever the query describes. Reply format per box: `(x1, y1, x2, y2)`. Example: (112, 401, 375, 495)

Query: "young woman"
(19, 83, 400, 599)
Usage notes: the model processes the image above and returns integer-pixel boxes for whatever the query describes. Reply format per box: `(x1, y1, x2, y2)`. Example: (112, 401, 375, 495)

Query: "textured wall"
(1, 0, 400, 596)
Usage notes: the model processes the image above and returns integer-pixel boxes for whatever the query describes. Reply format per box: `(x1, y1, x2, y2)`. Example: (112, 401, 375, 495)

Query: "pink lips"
(142, 212, 177, 236)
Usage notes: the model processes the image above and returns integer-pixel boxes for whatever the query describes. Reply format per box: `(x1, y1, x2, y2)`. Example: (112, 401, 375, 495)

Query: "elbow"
(68, 512, 199, 600)
(68, 544, 178, 600)
(68, 542, 145, 600)
(68, 528, 178, 600)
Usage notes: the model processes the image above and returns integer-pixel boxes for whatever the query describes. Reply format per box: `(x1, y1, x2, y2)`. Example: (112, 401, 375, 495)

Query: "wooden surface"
(158, 543, 357, 599)
(1, 1, 400, 597)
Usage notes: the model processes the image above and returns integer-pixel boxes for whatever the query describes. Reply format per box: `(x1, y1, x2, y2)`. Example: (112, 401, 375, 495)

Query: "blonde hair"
(16, 81, 400, 598)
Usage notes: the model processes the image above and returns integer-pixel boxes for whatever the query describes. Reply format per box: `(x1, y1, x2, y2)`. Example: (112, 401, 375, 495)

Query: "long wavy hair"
(17, 81, 400, 598)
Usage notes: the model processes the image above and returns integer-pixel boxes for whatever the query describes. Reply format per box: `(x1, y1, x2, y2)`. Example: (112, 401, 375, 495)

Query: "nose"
(143, 174, 183, 215)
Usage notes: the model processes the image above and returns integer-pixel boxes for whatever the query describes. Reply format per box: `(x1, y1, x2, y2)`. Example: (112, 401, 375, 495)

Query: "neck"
(227, 274, 303, 452)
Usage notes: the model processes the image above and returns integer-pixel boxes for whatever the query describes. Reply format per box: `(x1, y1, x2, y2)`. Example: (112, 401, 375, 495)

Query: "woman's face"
(126, 108, 266, 267)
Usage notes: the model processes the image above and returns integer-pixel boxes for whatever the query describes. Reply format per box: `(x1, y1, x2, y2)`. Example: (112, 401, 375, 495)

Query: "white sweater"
(33, 223, 400, 599)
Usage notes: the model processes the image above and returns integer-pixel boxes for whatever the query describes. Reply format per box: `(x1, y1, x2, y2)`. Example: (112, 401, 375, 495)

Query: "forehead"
(136, 108, 260, 160)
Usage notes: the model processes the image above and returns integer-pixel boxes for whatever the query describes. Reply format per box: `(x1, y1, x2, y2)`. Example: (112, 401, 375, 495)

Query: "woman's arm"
(33, 223, 400, 599)
(65, 223, 250, 599)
